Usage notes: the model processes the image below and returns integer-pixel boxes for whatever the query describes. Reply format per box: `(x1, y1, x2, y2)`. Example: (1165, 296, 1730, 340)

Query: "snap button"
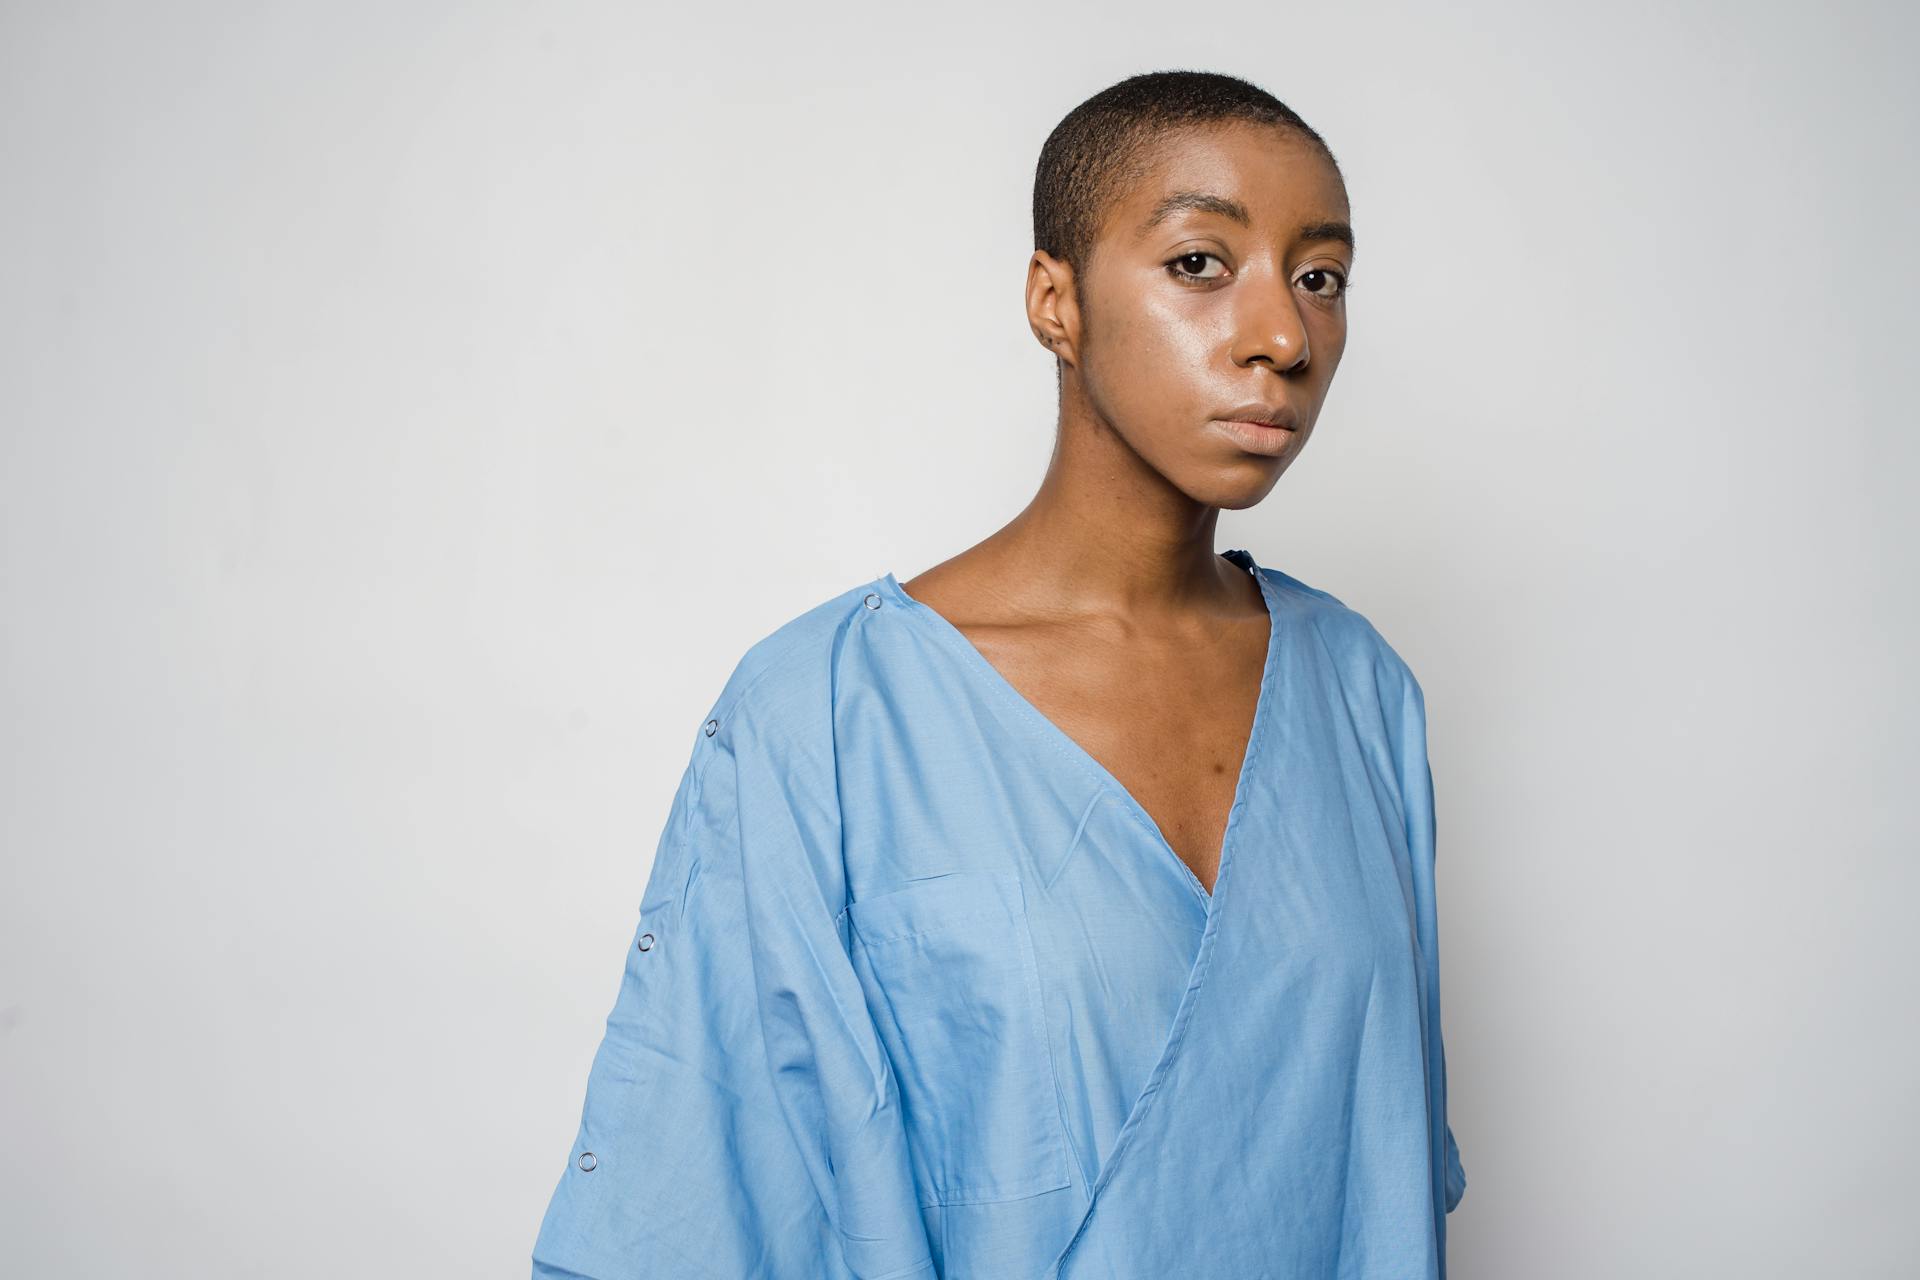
(577, 1151, 598, 1172)
(636, 932, 654, 951)
(863, 592, 882, 610)
(703, 718, 718, 737)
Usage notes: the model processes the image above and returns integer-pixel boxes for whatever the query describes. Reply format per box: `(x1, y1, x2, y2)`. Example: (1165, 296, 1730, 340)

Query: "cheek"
(1081, 320, 1231, 467)
(1089, 293, 1224, 405)
(1309, 309, 1348, 364)
(1137, 291, 1229, 364)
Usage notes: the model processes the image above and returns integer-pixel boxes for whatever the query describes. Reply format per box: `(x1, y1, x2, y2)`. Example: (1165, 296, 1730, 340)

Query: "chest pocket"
(843, 869, 1073, 1207)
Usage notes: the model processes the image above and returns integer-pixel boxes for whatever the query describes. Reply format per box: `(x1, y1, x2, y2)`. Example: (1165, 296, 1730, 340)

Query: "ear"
(1025, 250, 1082, 368)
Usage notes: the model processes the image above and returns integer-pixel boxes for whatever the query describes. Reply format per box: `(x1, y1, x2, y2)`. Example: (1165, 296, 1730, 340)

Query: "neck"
(959, 396, 1254, 620)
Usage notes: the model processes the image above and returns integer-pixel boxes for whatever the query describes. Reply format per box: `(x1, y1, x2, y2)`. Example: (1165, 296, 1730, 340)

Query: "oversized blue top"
(531, 547, 1466, 1279)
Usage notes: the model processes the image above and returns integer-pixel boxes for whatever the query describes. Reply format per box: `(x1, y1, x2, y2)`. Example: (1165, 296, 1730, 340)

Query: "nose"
(1228, 272, 1309, 373)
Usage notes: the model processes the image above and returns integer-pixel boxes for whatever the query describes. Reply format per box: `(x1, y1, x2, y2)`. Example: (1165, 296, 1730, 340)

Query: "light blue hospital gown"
(530, 548, 1466, 1279)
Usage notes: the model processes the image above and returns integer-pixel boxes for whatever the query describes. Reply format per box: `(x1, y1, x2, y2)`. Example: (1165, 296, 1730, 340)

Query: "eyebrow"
(1134, 189, 1356, 255)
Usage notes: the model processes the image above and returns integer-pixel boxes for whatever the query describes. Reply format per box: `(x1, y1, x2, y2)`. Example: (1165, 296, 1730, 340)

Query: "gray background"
(3, 2, 1915, 1276)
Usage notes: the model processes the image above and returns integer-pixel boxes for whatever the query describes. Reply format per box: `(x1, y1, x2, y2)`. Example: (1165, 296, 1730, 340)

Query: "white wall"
(2, 2, 1914, 1275)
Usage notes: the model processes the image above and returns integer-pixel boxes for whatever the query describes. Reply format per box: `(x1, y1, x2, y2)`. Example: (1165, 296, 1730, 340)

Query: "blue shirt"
(531, 547, 1466, 1279)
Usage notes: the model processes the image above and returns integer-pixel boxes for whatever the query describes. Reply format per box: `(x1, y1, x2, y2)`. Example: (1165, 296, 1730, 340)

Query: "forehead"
(1104, 123, 1350, 246)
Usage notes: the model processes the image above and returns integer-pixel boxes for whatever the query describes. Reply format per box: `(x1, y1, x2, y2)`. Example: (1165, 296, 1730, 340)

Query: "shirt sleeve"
(530, 689, 935, 1280)
(1395, 665, 1468, 1222)
(1429, 747, 1467, 1217)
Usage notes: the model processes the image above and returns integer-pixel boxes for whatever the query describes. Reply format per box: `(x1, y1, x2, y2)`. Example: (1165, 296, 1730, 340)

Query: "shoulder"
(1257, 562, 1424, 705)
(696, 575, 885, 743)
(1258, 562, 1434, 783)
(653, 581, 879, 892)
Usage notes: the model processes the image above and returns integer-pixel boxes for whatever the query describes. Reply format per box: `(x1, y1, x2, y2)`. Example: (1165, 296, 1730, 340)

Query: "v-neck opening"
(877, 548, 1280, 914)
(876, 549, 1285, 1266)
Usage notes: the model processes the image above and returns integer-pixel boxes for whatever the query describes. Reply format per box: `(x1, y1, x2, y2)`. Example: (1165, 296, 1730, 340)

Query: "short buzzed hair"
(1032, 70, 1338, 293)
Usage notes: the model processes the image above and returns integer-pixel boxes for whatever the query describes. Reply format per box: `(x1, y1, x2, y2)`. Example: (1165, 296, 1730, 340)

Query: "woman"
(531, 69, 1466, 1279)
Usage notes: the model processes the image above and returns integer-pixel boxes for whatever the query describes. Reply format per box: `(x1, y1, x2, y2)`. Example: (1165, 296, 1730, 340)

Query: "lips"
(1216, 401, 1299, 431)
(1212, 409, 1299, 458)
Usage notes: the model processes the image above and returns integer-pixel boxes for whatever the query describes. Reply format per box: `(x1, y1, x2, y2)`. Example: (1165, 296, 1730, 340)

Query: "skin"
(900, 120, 1354, 896)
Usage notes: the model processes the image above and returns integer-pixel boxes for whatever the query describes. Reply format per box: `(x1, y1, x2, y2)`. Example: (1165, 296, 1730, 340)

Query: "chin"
(1181, 463, 1291, 510)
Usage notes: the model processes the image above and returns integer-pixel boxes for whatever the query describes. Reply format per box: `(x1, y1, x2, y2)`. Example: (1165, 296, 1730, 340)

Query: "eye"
(1299, 267, 1351, 300)
(1165, 251, 1228, 284)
